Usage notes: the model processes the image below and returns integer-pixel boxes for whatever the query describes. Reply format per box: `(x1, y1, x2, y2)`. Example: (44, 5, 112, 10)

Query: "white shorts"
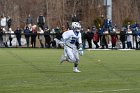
(64, 45, 79, 63)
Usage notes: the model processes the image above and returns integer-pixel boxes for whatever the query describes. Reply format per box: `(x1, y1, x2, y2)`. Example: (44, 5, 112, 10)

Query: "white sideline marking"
(86, 49, 135, 51)
(118, 49, 135, 50)
(86, 49, 112, 51)
(70, 88, 132, 93)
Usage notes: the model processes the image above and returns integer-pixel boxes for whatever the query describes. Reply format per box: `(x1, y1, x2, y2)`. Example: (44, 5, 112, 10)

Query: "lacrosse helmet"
(71, 22, 81, 32)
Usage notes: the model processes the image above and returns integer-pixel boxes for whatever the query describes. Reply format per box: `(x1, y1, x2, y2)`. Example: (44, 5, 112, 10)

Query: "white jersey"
(62, 30, 82, 63)
(62, 30, 82, 46)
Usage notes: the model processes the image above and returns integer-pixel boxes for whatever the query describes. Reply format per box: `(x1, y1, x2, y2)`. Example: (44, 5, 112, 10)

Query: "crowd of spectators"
(0, 13, 140, 49)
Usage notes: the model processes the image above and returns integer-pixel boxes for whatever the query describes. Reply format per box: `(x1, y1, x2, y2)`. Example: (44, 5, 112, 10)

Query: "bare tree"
(1, 0, 140, 28)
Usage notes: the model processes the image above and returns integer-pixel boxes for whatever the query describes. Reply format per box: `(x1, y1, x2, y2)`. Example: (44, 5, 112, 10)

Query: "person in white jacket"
(126, 26, 133, 49)
(0, 15, 7, 28)
(38, 27, 44, 48)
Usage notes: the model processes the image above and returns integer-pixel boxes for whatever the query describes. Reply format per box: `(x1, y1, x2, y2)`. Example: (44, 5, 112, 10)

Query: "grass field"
(0, 48, 140, 93)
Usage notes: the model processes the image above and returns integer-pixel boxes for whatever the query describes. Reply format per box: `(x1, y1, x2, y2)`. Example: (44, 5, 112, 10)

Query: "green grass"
(0, 48, 140, 93)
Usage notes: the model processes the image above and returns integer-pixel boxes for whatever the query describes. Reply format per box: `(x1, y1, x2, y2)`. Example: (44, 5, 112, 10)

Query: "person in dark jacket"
(44, 27, 51, 48)
(86, 27, 93, 48)
(7, 16, 12, 29)
(104, 18, 112, 32)
(136, 28, 140, 48)
(14, 27, 22, 47)
(24, 26, 31, 47)
(71, 14, 80, 22)
(37, 13, 45, 30)
(0, 27, 3, 47)
(80, 28, 86, 49)
(26, 14, 33, 28)
(120, 28, 126, 49)
(98, 26, 104, 48)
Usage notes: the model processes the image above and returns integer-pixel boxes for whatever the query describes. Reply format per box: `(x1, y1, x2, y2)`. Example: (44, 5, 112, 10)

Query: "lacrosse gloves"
(79, 48, 83, 56)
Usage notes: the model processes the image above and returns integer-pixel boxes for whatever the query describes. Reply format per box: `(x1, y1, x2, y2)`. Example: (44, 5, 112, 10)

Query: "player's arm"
(62, 31, 71, 47)
(78, 32, 84, 56)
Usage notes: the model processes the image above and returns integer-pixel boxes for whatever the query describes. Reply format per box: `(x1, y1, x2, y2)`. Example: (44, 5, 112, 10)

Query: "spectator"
(104, 18, 112, 32)
(31, 25, 37, 48)
(101, 28, 108, 49)
(1, 15, 7, 47)
(80, 28, 86, 49)
(38, 27, 44, 48)
(55, 27, 61, 40)
(24, 26, 31, 47)
(137, 35, 140, 48)
(26, 14, 33, 28)
(93, 29, 99, 48)
(14, 26, 22, 47)
(44, 27, 51, 48)
(8, 28, 15, 47)
(7, 16, 12, 29)
(91, 26, 96, 33)
(132, 21, 139, 29)
(61, 25, 67, 33)
(0, 27, 3, 47)
(0, 15, 7, 29)
(133, 27, 139, 49)
(126, 26, 133, 49)
(136, 27, 140, 48)
(98, 26, 104, 48)
(55, 27, 63, 48)
(86, 27, 93, 48)
(120, 27, 126, 49)
(50, 28, 56, 48)
(37, 13, 45, 30)
(71, 14, 80, 22)
(111, 29, 118, 48)
(2, 28, 8, 47)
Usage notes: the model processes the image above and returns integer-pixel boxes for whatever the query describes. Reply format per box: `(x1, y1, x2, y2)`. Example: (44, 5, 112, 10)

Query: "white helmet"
(71, 22, 81, 32)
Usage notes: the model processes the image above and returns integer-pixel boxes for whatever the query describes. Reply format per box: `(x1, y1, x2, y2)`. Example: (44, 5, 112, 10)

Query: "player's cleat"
(60, 55, 67, 64)
(73, 69, 81, 73)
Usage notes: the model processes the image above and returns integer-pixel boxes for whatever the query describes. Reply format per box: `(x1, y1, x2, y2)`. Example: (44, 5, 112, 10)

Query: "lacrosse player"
(60, 22, 83, 73)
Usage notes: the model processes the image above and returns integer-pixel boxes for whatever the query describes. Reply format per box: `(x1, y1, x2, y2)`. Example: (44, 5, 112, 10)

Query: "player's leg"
(66, 47, 77, 63)
(73, 62, 81, 73)
(67, 48, 81, 72)
(60, 46, 75, 63)
(61, 46, 77, 63)
(73, 50, 81, 73)
(60, 47, 68, 64)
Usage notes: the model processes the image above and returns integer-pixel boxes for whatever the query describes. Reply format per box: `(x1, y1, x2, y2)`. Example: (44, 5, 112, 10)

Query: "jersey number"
(70, 37, 77, 44)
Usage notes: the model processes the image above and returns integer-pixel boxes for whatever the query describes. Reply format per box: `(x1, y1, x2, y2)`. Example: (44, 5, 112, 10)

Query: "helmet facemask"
(72, 22, 81, 32)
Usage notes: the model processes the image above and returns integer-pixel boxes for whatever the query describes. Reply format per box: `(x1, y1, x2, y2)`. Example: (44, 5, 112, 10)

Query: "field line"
(70, 88, 139, 93)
